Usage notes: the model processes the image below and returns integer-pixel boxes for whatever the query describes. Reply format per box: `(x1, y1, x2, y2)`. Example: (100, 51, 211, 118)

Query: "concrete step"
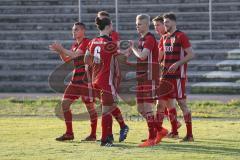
(0, 40, 237, 51)
(0, 70, 52, 82)
(0, 3, 212, 15)
(0, 40, 72, 50)
(217, 60, 240, 71)
(1, 21, 240, 32)
(212, 21, 240, 30)
(212, 2, 240, 12)
(191, 40, 239, 50)
(0, 49, 228, 61)
(188, 60, 220, 71)
(212, 30, 240, 40)
(193, 49, 228, 60)
(0, 31, 73, 41)
(0, 12, 209, 24)
(0, 0, 77, 6)
(188, 71, 240, 82)
(0, 81, 52, 93)
(2, 30, 239, 41)
(83, 2, 240, 13)
(228, 49, 240, 59)
(212, 0, 240, 3)
(0, 60, 61, 71)
(1, 11, 239, 24)
(0, 5, 78, 14)
(0, 30, 213, 41)
(82, 3, 209, 13)
(0, 50, 59, 60)
(0, 23, 73, 31)
(81, 0, 209, 5)
(0, 0, 237, 6)
(190, 82, 240, 94)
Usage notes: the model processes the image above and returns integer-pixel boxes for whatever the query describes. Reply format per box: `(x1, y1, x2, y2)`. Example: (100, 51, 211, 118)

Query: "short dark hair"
(95, 17, 111, 30)
(152, 15, 164, 23)
(97, 11, 110, 18)
(163, 12, 177, 21)
(74, 22, 86, 29)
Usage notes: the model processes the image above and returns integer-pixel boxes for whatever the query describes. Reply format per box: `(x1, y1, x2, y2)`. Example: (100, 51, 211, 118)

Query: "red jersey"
(70, 38, 90, 84)
(137, 32, 159, 81)
(110, 31, 121, 91)
(110, 31, 120, 42)
(159, 30, 191, 79)
(87, 35, 118, 88)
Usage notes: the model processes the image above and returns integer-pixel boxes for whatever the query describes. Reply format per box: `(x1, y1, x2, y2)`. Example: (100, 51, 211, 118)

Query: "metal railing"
(78, 0, 213, 40)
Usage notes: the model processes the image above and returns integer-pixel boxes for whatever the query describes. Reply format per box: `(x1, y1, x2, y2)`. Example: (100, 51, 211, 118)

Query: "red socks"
(89, 109, 98, 137)
(63, 109, 73, 135)
(155, 111, 165, 132)
(184, 112, 193, 137)
(111, 107, 126, 129)
(168, 108, 178, 135)
(101, 113, 113, 141)
(145, 112, 156, 139)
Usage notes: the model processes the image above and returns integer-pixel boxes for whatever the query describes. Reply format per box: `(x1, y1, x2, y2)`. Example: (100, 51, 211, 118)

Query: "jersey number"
(93, 46, 101, 64)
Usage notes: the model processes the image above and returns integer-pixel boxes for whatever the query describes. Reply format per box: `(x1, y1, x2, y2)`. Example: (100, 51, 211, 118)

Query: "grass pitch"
(0, 98, 240, 160)
(0, 117, 240, 160)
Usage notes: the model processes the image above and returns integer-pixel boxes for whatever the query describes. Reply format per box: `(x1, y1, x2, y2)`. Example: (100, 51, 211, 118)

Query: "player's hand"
(168, 62, 180, 73)
(49, 42, 63, 54)
(128, 40, 134, 49)
(121, 48, 132, 57)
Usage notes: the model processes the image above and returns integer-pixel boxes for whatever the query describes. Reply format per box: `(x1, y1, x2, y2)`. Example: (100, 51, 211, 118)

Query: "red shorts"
(159, 78, 187, 100)
(136, 80, 157, 104)
(93, 83, 118, 106)
(63, 82, 94, 104)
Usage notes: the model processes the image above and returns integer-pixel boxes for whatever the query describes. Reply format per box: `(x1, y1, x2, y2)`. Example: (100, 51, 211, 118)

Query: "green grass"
(0, 117, 240, 160)
(0, 98, 240, 119)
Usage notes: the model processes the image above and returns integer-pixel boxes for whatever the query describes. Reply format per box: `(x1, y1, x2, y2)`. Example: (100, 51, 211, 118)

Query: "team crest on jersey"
(170, 37, 176, 46)
(104, 41, 118, 54)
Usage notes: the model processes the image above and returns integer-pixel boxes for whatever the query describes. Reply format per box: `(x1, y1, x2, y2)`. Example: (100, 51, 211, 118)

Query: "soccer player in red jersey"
(158, 13, 194, 142)
(152, 15, 182, 139)
(97, 11, 129, 143)
(84, 17, 128, 146)
(49, 22, 98, 141)
(128, 14, 168, 147)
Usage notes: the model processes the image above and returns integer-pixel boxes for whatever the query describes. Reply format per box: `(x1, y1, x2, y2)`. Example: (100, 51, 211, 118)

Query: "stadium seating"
(0, 0, 239, 93)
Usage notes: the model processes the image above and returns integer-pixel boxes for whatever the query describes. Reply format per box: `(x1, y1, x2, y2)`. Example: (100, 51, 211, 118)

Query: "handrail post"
(78, 0, 81, 22)
(209, 0, 212, 40)
(115, 0, 118, 32)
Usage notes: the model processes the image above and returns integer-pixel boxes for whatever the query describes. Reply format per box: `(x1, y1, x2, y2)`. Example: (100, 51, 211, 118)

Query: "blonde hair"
(136, 14, 150, 25)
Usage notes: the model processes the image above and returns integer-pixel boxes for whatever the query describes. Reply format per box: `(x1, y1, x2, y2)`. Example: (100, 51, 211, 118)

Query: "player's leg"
(82, 101, 98, 141)
(111, 104, 129, 142)
(177, 98, 194, 142)
(56, 98, 75, 141)
(56, 84, 79, 141)
(138, 102, 156, 147)
(166, 99, 179, 138)
(81, 83, 98, 141)
(176, 78, 193, 142)
(101, 105, 114, 146)
(100, 87, 118, 147)
(154, 99, 169, 144)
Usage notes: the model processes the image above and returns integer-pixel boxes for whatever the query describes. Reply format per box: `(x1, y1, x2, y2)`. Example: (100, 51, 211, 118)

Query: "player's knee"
(61, 99, 71, 111)
(177, 100, 186, 108)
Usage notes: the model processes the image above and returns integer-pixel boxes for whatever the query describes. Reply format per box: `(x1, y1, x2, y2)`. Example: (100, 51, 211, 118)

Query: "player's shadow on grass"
(69, 140, 138, 148)
(200, 138, 240, 143)
(158, 141, 240, 157)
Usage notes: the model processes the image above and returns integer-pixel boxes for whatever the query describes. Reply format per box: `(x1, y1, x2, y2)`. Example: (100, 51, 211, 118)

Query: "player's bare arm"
(49, 42, 71, 62)
(168, 47, 194, 73)
(84, 50, 93, 66)
(129, 40, 149, 60)
(50, 41, 84, 58)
